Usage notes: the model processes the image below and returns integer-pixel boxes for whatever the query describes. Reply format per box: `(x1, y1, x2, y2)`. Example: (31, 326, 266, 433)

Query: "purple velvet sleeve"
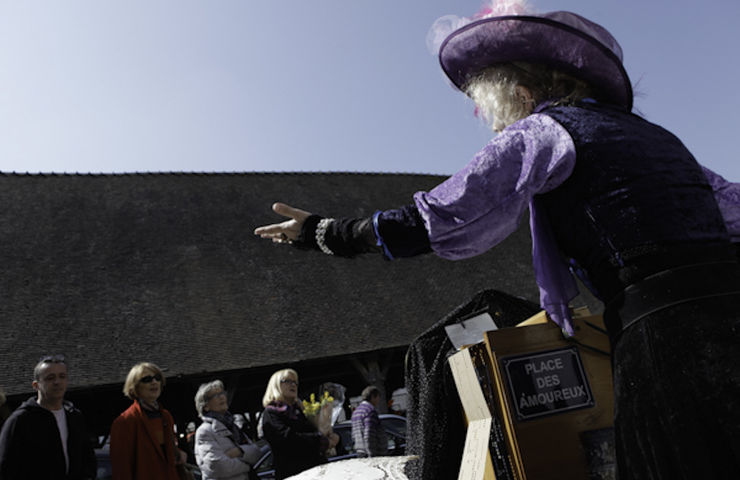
(702, 166, 740, 242)
(413, 114, 577, 259)
(413, 113, 578, 334)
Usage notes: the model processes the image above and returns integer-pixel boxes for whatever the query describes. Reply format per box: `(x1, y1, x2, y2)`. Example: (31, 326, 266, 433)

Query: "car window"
(380, 417, 407, 438)
(254, 439, 273, 474)
(333, 423, 355, 454)
(95, 455, 112, 480)
(256, 453, 273, 473)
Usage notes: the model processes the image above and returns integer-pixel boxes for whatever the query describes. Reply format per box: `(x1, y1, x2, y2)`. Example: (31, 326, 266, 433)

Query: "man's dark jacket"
(0, 397, 97, 480)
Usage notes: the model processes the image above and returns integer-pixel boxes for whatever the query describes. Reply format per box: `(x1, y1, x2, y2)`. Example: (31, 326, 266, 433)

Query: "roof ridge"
(0, 170, 449, 178)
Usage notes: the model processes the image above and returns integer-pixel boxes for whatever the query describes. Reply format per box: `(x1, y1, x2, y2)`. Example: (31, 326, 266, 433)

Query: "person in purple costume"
(255, 1, 740, 478)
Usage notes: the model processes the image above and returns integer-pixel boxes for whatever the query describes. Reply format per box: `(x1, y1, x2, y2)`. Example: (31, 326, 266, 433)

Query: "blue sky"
(1, 0, 738, 180)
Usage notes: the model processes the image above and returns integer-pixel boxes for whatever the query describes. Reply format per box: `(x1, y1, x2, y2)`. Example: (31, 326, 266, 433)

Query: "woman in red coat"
(110, 361, 187, 480)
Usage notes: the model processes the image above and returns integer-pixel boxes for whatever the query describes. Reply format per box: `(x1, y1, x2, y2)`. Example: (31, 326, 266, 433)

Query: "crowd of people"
(0, 356, 391, 480)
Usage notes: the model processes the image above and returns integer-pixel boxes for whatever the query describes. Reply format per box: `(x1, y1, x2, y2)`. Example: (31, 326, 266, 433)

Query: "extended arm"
(255, 203, 431, 259)
(255, 115, 574, 262)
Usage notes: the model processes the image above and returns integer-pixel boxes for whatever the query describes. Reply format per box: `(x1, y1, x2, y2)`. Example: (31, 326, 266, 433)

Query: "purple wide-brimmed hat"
(438, 10, 633, 109)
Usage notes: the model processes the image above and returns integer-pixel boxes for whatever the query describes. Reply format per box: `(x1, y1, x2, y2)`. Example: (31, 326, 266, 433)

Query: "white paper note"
(445, 313, 498, 350)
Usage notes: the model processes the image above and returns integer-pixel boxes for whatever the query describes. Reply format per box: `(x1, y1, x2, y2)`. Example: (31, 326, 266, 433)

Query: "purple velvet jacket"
(410, 104, 739, 334)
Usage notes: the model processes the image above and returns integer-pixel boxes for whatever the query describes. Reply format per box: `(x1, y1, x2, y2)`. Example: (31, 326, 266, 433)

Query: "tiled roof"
(0, 172, 549, 396)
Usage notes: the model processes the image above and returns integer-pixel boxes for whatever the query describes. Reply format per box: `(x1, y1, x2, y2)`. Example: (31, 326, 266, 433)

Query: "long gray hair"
(465, 62, 597, 132)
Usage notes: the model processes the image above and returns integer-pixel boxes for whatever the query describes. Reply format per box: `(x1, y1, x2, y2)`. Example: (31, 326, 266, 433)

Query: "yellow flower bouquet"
(303, 391, 337, 456)
(302, 391, 334, 434)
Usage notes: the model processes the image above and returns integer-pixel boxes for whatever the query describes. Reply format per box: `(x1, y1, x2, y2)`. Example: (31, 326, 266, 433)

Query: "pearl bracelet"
(315, 218, 335, 255)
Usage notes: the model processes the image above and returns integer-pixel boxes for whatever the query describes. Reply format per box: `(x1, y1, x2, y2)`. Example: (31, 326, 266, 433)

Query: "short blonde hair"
(194, 379, 225, 418)
(262, 368, 298, 407)
(122, 362, 165, 400)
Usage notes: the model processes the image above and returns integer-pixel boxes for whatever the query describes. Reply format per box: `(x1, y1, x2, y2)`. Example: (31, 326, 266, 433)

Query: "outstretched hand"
(254, 202, 313, 244)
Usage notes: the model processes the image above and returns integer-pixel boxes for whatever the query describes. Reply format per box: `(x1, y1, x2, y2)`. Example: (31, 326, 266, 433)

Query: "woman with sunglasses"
(193, 380, 261, 480)
(110, 362, 188, 480)
(260, 369, 339, 480)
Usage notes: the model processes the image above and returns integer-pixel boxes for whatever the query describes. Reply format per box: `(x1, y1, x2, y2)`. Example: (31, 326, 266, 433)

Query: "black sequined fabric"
(403, 289, 540, 480)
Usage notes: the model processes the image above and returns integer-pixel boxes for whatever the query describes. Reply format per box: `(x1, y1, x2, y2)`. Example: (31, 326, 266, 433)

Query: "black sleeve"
(261, 408, 324, 452)
(376, 204, 433, 258)
(294, 204, 432, 259)
(0, 412, 20, 479)
(295, 215, 379, 257)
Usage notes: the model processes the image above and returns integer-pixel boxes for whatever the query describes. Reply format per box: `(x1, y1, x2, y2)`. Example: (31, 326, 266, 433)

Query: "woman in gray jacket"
(194, 380, 261, 480)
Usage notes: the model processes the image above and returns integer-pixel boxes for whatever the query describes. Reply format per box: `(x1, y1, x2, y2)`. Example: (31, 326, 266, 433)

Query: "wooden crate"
(450, 313, 615, 480)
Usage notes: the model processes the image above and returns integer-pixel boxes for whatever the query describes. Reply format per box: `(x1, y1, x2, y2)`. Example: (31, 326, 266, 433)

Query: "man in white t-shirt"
(0, 355, 97, 479)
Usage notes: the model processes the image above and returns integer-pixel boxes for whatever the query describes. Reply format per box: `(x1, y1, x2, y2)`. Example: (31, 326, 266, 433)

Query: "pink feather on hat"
(473, 0, 535, 19)
(427, 0, 535, 55)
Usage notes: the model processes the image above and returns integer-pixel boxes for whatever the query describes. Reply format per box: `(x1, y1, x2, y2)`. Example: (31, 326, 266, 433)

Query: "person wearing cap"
(0, 355, 97, 480)
(254, 1, 739, 478)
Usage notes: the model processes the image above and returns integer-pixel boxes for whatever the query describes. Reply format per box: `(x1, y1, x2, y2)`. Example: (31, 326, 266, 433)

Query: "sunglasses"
(39, 354, 66, 364)
(205, 390, 227, 402)
(280, 379, 298, 386)
(139, 374, 163, 384)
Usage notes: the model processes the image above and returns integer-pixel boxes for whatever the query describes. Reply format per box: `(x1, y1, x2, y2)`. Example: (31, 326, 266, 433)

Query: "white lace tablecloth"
(286, 455, 418, 480)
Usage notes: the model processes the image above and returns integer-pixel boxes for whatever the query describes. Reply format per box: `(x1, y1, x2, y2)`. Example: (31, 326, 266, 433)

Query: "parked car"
(94, 440, 202, 480)
(253, 413, 407, 479)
